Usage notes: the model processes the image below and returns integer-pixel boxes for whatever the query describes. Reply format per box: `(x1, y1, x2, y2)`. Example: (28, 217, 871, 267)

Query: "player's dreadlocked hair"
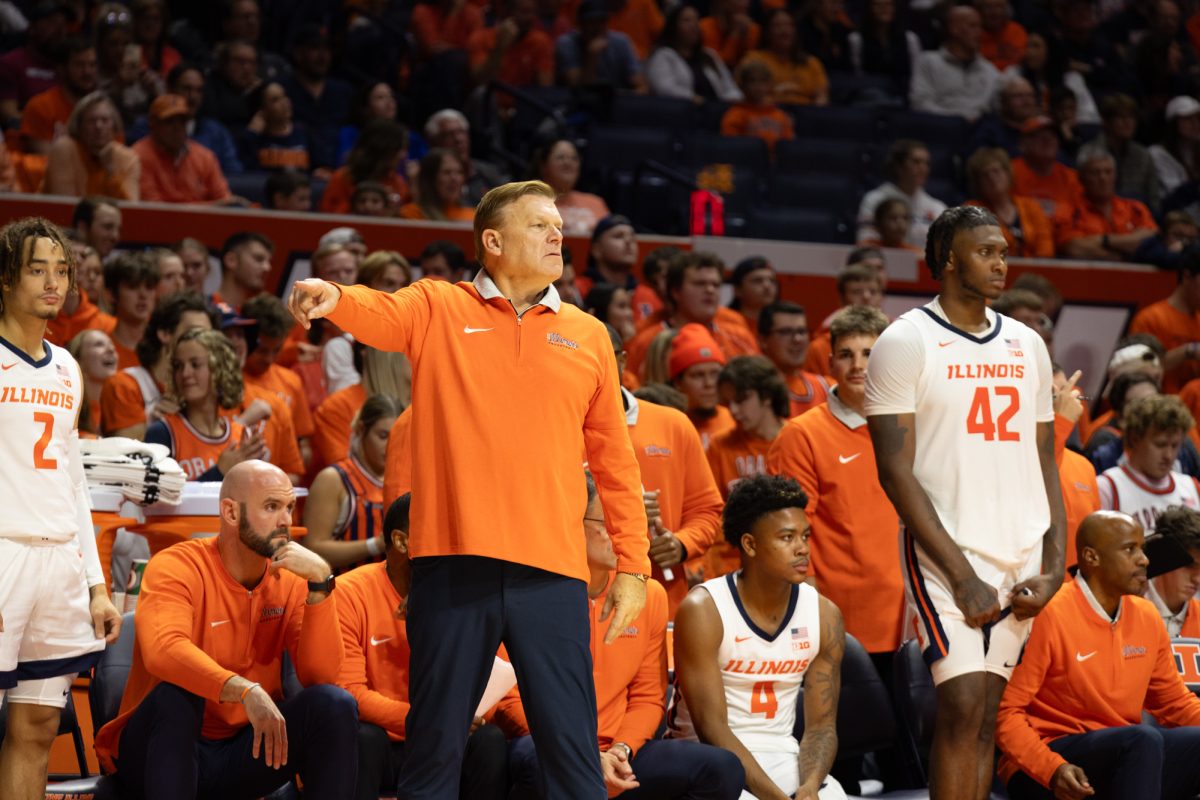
(723, 474, 809, 552)
(0, 217, 76, 314)
(924, 206, 1000, 280)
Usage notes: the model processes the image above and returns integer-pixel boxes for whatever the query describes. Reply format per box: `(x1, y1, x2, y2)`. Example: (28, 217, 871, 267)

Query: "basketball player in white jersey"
(865, 206, 1067, 800)
(670, 474, 846, 800)
(1098, 393, 1200, 531)
(0, 218, 122, 800)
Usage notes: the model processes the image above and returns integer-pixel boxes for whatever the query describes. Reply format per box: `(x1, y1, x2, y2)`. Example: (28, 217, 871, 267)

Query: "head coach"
(288, 179, 651, 800)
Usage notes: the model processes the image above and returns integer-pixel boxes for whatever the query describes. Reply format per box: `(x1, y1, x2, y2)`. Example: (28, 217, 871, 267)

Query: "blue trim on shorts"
(16, 650, 102, 682)
(981, 606, 1014, 653)
(903, 531, 951, 667)
(0, 668, 16, 689)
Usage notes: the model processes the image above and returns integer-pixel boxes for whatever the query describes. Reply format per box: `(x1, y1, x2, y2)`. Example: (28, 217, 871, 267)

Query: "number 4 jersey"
(668, 574, 821, 756)
(865, 299, 1053, 569)
(0, 338, 83, 542)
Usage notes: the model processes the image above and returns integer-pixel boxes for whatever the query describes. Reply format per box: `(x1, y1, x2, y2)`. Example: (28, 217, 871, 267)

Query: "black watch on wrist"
(308, 574, 336, 593)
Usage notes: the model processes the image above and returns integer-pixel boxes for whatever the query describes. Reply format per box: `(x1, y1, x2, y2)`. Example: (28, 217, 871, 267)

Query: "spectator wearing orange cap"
(1011, 116, 1083, 220)
(669, 323, 735, 449)
(133, 94, 241, 205)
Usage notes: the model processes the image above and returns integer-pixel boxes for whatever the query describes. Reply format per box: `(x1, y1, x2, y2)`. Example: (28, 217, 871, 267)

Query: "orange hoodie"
(494, 576, 668, 755)
(326, 278, 649, 584)
(996, 577, 1200, 788)
(94, 537, 344, 772)
(1055, 414, 1099, 572)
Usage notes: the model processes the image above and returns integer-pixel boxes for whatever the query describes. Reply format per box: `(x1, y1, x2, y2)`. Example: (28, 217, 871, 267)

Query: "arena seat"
(747, 206, 850, 244)
(684, 132, 770, 172)
(882, 110, 971, 154)
(790, 105, 886, 144)
(609, 93, 697, 136)
(776, 139, 870, 181)
(767, 173, 860, 215)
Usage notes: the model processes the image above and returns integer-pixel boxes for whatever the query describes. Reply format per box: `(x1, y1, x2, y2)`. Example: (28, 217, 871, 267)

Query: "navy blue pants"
(114, 681, 358, 800)
(508, 736, 746, 800)
(356, 721, 508, 800)
(1006, 723, 1200, 799)
(397, 556, 603, 800)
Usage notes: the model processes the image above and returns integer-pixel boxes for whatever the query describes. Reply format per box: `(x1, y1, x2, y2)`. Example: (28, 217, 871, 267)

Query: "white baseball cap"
(1166, 95, 1200, 121)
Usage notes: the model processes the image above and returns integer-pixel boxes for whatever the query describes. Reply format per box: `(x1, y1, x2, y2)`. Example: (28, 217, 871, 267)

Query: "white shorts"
(739, 750, 846, 800)
(0, 536, 105, 708)
(901, 531, 1039, 686)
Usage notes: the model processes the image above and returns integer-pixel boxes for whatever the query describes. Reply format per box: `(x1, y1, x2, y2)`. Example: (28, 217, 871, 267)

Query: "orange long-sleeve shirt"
(326, 278, 650, 583)
(312, 382, 365, 472)
(1130, 299, 1200, 395)
(94, 536, 344, 772)
(46, 290, 116, 347)
(626, 392, 724, 613)
(766, 395, 904, 653)
(335, 561, 411, 741)
(244, 364, 316, 439)
(689, 405, 736, 451)
(100, 369, 157, 434)
(996, 577, 1200, 788)
(494, 576, 668, 755)
(1055, 414, 1099, 571)
(704, 426, 771, 579)
(383, 405, 413, 509)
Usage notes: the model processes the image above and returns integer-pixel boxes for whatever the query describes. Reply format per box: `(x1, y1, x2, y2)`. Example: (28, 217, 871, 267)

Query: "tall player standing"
(0, 219, 122, 799)
(865, 207, 1067, 800)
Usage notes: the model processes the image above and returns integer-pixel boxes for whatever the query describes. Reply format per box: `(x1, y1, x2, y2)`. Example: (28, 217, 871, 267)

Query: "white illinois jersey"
(865, 299, 1053, 568)
(0, 337, 82, 542)
(1097, 464, 1200, 533)
(668, 573, 821, 755)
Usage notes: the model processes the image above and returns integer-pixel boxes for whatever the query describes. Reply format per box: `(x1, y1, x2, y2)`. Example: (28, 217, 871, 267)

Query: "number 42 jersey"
(0, 338, 83, 542)
(865, 299, 1053, 569)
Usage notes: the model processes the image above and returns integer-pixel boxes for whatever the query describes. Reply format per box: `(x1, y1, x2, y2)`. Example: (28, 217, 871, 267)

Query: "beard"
(238, 503, 290, 557)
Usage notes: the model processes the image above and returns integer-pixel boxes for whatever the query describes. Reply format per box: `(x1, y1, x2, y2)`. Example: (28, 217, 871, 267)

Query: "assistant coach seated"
(94, 460, 358, 800)
(996, 510, 1200, 800)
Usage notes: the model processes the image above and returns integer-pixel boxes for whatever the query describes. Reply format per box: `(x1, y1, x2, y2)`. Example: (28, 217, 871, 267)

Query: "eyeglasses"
(101, 10, 132, 26)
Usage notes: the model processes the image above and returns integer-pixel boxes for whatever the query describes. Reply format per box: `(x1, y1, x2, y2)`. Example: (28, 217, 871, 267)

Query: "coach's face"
(1085, 517, 1148, 597)
(947, 225, 1007, 301)
(742, 507, 811, 584)
(487, 195, 564, 286)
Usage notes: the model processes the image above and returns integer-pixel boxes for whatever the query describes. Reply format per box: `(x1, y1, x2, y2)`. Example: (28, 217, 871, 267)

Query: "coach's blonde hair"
(473, 180, 557, 263)
(1123, 394, 1194, 443)
(171, 328, 244, 410)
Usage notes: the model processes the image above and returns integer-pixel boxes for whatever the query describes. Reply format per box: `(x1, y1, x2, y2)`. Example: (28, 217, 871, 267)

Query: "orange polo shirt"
(313, 382, 366, 470)
(20, 85, 73, 146)
(100, 369, 157, 434)
(410, 2, 485, 55)
(996, 578, 1200, 788)
(325, 278, 650, 584)
(689, 405, 736, 451)
(335, 561, 411, 741)
(94, 536, 344, 773)
(114, 338, 138, 371)
(785, 369, 831, 418)
(1130, 300, 1200, 394)
(766, 394, 904, 653)
(466, 27, 554, 86)
(320, 169, 409, 215)
(699, 16, 760, 66)
(1054, 194, 1156, 248)
(244, 363, 316, 439)
(383, 406, 414, 509)
(398, 203, 476, 222)
(1055, 414, 1098, 571)
(45, 290, 116, 347)
(704, 426, 773, 579)
(494, 576, 668, 756)
(720, 104, 795, 155)
(133, 138, 231, 204)
(626, 392, 724, 613)
(1011, 158, 1082, 219)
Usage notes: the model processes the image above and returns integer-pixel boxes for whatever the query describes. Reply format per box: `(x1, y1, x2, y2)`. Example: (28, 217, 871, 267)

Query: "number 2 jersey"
(667, 574, 821, 755)
(865, 299, 1053, 569)
(0, 337, 82, 542)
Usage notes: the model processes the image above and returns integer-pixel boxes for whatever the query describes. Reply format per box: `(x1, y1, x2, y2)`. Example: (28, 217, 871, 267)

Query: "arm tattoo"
(868, 415, 909, 458)
(799, 606, 844, 785)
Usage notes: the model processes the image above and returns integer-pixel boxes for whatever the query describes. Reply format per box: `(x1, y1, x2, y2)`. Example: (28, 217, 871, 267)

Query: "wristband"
(239, 682, 260, 703)
(366, 536, 383, 557)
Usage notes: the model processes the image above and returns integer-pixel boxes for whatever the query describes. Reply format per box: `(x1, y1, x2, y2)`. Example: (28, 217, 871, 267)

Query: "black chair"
(610, 93, 697, 135)
(585, 126, 678, 174)
(791, 105, 886, 143)
(747, 206, 849, 243)
(766, 173, 860, 214)
(883, 110, 971, 153)
(776, 139, 870, 179)
(684, 131, 770, 172)
(226, 171, 272, 207)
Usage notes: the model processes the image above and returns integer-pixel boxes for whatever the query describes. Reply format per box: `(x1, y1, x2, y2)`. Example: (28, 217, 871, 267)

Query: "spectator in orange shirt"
(500, 473, 744, 799)
(609, 0, 666, 61)
(739, 8, 830, 106)
(996, 511, 1200, 800)
(242, 293, 316, 469)
(320, 119, 410, 215)
(1051, 365, 1099, 572)
(626, 251, 759, 379)
(757, 301, 832, 418)
(338, 494, 509, 800)
(727, 256, 778, 336)
(701, 0, 761, 67)
(668, 323, 736, 449)
(20, 35, 98, 154)
(635, 247, 675, 323)
(215, 231, 273, 311)
(719, 61, 794, 156)
(965, 146, 1055, 258)
(134, 94, 239, 205)
(398, 149, 476, 222)
(94, 460, 357, 800)
(43, 90, 140, 200)
(802, 260, 884, 379)
(1130, 246, 1200, 395)
(576, 216, 642, 304)
(411, 0, 486, 58)
(104, 252, 159, 370)
(534, 139, 611, 237)
(67, 328, 119, 435)
(1011, 115, 1082, 220)
(287, 180, 650, 798)
(305, 394, 401, 573)
(47, 241, 117, 348)
(1056, 149, 1158, 261)
(467, 0, 554, 89)
(73, 196, 122, 263)
(975, 0, 1027, 70)
(1144, 505, 1200, 637)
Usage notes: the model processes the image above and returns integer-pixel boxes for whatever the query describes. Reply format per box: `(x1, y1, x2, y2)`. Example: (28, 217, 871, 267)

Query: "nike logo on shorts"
(838, 453, 861, 464)
(370, 636, 393, 646)
(464, 326, 493, 334)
